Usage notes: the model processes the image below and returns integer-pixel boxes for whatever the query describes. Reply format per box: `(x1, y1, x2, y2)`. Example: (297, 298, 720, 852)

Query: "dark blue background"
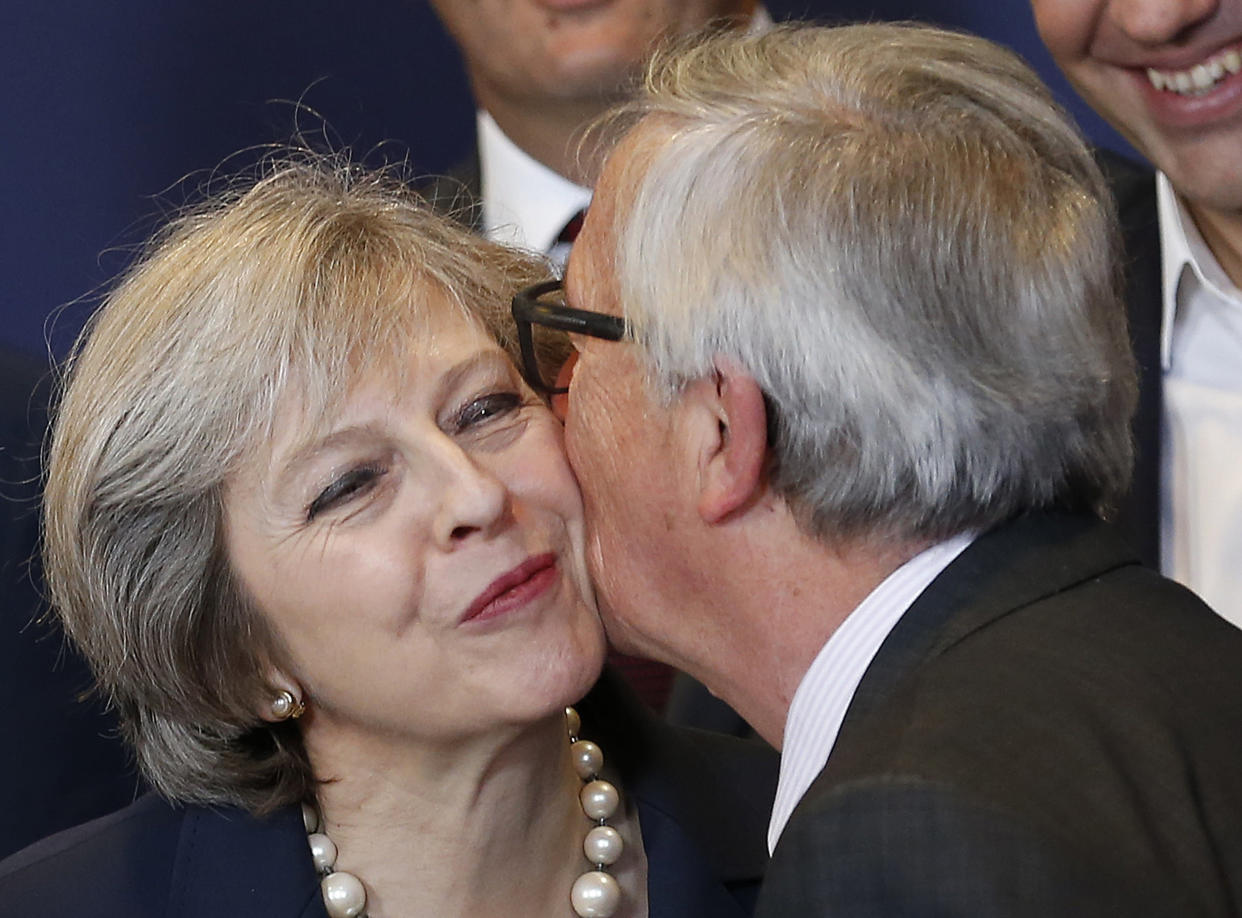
(1, 1, 1134, 359)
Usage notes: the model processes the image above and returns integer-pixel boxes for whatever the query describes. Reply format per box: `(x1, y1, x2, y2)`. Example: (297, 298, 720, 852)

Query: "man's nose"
(1107, 0, 1220, 46)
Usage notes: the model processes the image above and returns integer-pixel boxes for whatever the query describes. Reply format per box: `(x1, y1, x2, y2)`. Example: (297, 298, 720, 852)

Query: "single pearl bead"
(271, 692, 296, 720)
(584, 825, 623, 866)
(321, 870, 367, 918)
(565, 706, 581, 738)
(571, 740, 604, 779)
(307, 832, 337, 874)
(580, 779, 619, 821)
(571, 870, 621, 918)
(301, 802, 319, 834)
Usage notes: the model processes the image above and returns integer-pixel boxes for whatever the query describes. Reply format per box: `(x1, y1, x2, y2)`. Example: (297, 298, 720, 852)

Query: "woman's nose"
(1107, 0, 1220, 46)
(433, 453, 510, 549)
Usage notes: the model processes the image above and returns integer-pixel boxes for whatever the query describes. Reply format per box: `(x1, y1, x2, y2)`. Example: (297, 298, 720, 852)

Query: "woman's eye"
(307, 465, 383, 521)
(452, 391, 523, 432)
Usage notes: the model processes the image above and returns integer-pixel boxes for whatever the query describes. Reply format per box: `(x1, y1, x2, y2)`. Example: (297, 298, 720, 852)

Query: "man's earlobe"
(697, 358, 768, 524)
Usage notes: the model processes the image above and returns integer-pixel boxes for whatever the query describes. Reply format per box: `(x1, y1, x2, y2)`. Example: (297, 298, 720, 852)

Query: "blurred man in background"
(0, 348, 135, 858)
(1032, 0, 1242, 627)
(426, 0, 763, 258)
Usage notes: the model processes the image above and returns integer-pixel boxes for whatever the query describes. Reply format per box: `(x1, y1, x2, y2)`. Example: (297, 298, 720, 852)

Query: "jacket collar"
(167, 802, 324, 918)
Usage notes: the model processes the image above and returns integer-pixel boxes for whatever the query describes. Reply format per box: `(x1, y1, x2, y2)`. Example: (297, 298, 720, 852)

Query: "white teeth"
(1147, 45, 1242, 95)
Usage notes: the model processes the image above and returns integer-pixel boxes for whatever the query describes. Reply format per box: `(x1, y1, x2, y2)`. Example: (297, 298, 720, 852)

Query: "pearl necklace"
(302, 706, 624, 918)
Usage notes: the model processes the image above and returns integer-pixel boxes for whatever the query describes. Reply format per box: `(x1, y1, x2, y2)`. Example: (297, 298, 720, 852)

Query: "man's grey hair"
(44, 155, 550, 813)
(602, 22, 1136, 543)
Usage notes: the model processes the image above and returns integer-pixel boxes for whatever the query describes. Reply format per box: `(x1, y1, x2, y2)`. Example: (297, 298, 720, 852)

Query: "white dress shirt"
(1156, 174, 1242, 628)
(767, 531, 976, 853)
(476, 109, 592, 261)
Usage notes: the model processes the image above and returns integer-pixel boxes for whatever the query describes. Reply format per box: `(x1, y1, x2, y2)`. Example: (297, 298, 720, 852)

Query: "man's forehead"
(567, 120, 671, 310)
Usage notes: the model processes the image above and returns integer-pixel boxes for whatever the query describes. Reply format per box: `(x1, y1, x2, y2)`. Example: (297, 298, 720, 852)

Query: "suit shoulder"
(950, 563, 1242, 702)
(0, 793, 181, 915)
(884, 565, 1242, 769)
(759, 777, 1178, 917)
(812, 566, 1242, 914)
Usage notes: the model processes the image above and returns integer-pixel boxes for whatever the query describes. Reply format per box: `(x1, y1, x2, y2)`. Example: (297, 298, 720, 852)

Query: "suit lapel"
(1099, 152, 1163, 568)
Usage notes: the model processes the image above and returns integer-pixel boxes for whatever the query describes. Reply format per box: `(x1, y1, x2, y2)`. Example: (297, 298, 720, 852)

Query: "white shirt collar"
(1156, 171, 1242, 370)
(476, 109, 592, 253)
(766, 530, 976, 854)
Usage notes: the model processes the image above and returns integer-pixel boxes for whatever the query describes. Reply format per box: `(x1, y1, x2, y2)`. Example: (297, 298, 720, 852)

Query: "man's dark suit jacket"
(0, 668, 777, 917)
(1103, 152, 1164, 569)
(755, 512, 1242, 916)
(0, 348, 137, 859)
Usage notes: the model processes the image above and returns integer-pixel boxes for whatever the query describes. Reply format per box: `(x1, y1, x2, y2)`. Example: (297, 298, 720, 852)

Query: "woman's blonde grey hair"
(44, 154, 551, 813)
(602, 22, 1137, 543)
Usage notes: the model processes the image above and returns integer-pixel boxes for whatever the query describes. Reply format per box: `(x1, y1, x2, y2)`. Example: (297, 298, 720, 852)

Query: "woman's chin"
(524, 632, 608, 721)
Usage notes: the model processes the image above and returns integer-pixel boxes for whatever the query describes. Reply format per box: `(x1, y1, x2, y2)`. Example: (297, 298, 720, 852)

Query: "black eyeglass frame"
(510, 279, 629, 394)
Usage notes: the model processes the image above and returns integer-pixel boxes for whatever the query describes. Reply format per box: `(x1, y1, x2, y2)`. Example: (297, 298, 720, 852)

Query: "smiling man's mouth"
(1147, 45, 1242, 96)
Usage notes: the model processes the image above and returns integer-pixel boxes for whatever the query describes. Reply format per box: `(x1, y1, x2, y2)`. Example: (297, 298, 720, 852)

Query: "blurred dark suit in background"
(0, 348, 137, 858)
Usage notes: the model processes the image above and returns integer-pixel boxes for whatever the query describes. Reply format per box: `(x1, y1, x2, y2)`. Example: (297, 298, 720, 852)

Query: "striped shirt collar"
(1156, 171, 1242, 371)
(767, 530, 976, 853)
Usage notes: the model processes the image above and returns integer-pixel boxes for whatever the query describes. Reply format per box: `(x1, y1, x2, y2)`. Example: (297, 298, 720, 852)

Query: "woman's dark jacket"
(0, 669, 776, 917)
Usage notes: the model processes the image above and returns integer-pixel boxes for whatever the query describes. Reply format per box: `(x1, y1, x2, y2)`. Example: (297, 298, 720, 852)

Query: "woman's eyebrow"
(432, 348, 513, 398)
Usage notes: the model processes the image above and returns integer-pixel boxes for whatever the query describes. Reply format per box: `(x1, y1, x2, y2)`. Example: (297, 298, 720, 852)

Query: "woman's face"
(224, 304, 605, 745)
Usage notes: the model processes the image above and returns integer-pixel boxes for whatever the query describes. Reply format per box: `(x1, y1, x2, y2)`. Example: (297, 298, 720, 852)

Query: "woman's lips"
(460, 553, 559, 625)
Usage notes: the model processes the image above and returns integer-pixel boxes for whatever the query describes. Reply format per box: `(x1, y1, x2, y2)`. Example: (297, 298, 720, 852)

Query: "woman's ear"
(256, 670, 306, 723)
(690, 356, 769, 525)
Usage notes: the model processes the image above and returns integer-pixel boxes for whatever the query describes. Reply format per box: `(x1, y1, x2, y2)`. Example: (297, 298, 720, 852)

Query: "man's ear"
(689, 356, 769, 524)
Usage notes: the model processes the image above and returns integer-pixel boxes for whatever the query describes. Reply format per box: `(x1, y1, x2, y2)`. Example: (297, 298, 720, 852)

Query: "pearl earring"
(271, 689, 305, 721)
